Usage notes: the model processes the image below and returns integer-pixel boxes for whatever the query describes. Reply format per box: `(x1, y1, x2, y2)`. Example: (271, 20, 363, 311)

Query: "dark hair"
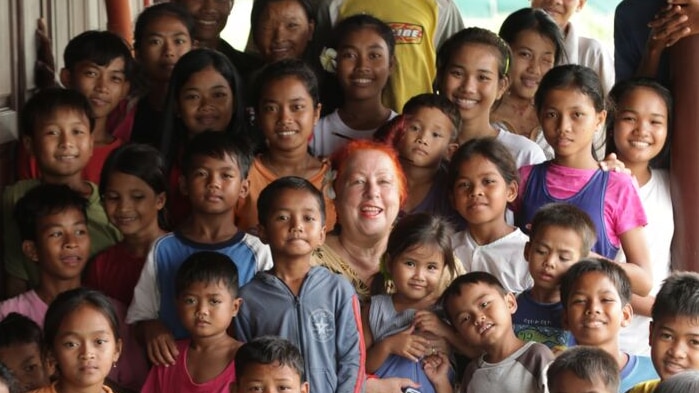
(655, 370, 699, 393)
(331, 14, 395, 57)
(175, 251, 240, 297)
(14, 184, 88, 242)
(43, 288, 121, 350)
(63, 30, 135, 82)
(560, 258, 632, 306)
(441, 272, 508, 324)
(257, 176, 326, 225)
(652, 271, 699, 322)
(235, 336, 304, 379)
(448, 138, 519, 189)
(499, 8, 567, 65)
(0, 362, 20, 393)
(0, 313, 44, 352)
(254, 58, 320, 107)
(547, 346, 620, 392)
(402, 93, 462, 142)
(529, 203, 597, 256)
(605, 77, 672, 169)
(134, 2, 196, 51)
(181, 130, 253, 179)
(160, 48, 249, 171)
(436, 27, 512, 90)
(535, 64, 605, 113)
(20, 87, 94, 138)
(250, 0, 315, 48)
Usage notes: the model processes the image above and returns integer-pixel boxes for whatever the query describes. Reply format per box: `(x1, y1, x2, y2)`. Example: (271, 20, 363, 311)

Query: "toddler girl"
(516, 64, 652, 296)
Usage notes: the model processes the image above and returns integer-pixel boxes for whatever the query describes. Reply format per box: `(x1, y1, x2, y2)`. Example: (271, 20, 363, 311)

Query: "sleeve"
(335, 280, 366, 393)
(2, 188, 28, 281)
(435, 0, 465, 49)
(606, 173, 648, 237)
(232, 288, 254, 343)
(140, 364, 164, 393)
(513, 165, 535, 214)
(597, 43, 615, 95)
(125, 242, 160, 324)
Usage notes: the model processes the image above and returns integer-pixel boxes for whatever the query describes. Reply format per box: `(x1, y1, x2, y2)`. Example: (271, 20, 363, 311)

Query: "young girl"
(516, 64, 652, 296)
(606, 78, 673, 355)
(363, 213, 463, 393)
(492, 8, 566, 159)
(85, 144, 168, 306)
(312, 14, 397, 157)
(448, 138, 532, 294)
(34, 288, 122, 393)
(434, 27, 546, 168)
(235, 59, 336, 232)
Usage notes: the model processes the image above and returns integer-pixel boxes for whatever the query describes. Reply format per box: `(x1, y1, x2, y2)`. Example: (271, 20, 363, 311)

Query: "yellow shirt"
(626, 379, 660, 393)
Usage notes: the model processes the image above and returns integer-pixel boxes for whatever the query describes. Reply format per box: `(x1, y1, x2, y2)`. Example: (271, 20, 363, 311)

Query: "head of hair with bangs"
(63, 30, 135, 81)
(175, 251, 240, 297)
(181, 130, 253, 179)
(21, 87, 95, 139)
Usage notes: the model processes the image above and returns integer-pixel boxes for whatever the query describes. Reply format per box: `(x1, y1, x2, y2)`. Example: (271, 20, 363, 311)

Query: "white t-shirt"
(494, 126, 546, 169)
(311, 109, 397, 157)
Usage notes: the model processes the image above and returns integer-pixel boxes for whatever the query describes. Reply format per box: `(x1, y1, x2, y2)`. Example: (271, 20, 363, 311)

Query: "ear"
(620, 302, 633, 328)
(191, 39, 200, 49)
(648, 321, 655, 347)
(257, 223, 269, 244)
(22, 135, 35, 157)
(506, 180, 518, 203)
(300, 381, 310, 393)
(179, 175, 189, 196)
(113, 338, 123, 364)
(389, 54, 397, 73)
(505, 292, 518, 314)
(446, 143, 459, 160)
(523, 241, 531, 262)
(59, 68, 72, 88)
(22, 240, 40, 262)
(307, 20, 316, 42)
(313, 103, 322, 125)
(155, 192, 167, 211)
(595, 109, 607, 131)
(230, 297, 243, 317)
(317, 225, 327, 246)
(496, 75, 509, 100)
(238, 178, 250, 199)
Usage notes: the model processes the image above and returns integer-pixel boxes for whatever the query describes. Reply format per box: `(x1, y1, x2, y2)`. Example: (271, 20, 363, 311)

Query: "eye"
(403, 260, 416, 267)
(431, 131, 443, 139)
(448, 68, 464, 78)
(209, 298, 222, 305)
(213, 91, 228, 99)
(479, 301, 490, 309)
(148, 37, 163, 46)
(518, 50, 532, 59)
(183, 296, 197, 305)
(427, 263, 440, 271)
(62, 341, 78, 349)
(275, 214, 290, 221)
(339, 50, 357, 60)
(23, 364, 38, 373)
(83, 70, 98, 78)
(75, 228, 88, 236)
(535, 248, 548, 256)
(477, 74, 491, 82)
(689, 338, 699, 347)
(183, 93, 200, 101)
(369, 51, 384, 60)
(174, 38, 188, 45)
(303, 214, 316, 222)
(95, 338, 109, 345)
(544, 111, 559, 119)
(573, 112, 585, 119)
(659, 332, 673, 341)
(292, 104, 305, 111)
(262, 104, 278, 113)
(111, 75, 125, 84)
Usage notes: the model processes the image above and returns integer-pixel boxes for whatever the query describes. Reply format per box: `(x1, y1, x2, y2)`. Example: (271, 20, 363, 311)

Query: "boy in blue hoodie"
(234, 176, 365, 393)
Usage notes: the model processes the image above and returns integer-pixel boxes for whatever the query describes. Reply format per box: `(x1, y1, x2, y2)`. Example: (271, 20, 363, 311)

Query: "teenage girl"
(606, 78, 674, 355)
(448, 138, 533, 294)
(363, 213, 464, 393)
(515, 64, 652, 296)
(492, 8, 566, 159)
(434, 27, 546, 168)
(235, 59, 336, 233)
(312, 14, 397, 157)
(85, 144, 168, 306)
(35, 288, 122, 393)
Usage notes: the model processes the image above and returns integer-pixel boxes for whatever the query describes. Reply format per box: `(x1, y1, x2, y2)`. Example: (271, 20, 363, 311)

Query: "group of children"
(0, 0, 690, 392)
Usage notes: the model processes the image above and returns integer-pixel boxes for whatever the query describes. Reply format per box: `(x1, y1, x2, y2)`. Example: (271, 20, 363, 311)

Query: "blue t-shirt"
(620, 354, 659, 393)
(513, 289, 572, 351)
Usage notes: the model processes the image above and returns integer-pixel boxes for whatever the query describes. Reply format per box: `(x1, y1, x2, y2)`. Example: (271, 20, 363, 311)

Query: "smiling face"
(650, 315, 699, 380)
(102, 171, 166, 238)
(397, 107, 458, 169)
(254, 0, 314, 63)
(612, 87, 668, 167)
(177, 279, 241, 339)
(178, 65, 235, 136)
(336, 27, 392, 101)
(181, 153, 249, 215)
(531, 0, 586, 30)
(176, 0, 232, 46)
(63, 58, 130, 120)
(0, 342, 52, 392)
(389, 243, 446, 305)
(137, 14, 194, 82)
(525, 225, 585, 292)
(508, 29, 556, 100)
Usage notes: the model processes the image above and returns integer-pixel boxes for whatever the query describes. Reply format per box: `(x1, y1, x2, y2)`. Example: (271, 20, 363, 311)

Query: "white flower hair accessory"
(320, 47, 337, 73)
(322, 169, 337, 200)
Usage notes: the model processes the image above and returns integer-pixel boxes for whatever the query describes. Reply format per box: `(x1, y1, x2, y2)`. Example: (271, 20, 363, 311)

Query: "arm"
(365, 323, 431, 373)
(414, 310, 479, 358)
(336, 292, 366, 393)
(423, 352, 454, 393)
(618, 227, 652, 296)
(639, 5, 693, 77)
(630, 294, 655, 317)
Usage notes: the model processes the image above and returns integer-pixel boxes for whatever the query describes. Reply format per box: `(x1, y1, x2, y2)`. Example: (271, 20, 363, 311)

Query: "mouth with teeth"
(628, 140, 651, 148)
(452, 96, 479, 110)
(276, 129, 298, 137)
(582, 319, 606, 328)
(477, 322, 493, 335)
(359, 205, 383, 218)
(519, 77, 540, 89)
(663, 360, 688, 376)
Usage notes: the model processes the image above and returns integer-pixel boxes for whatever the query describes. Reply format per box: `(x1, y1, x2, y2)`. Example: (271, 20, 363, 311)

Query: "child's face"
(23, 207, 90, 282)
(176, 0, 232, 43)
(450, 154, 517, 227)
(258, 76, 320, 154)
(234, 362, 308, 393)
(539, 87, 606, 161)
(525, 225, 585, 291)
(612, 87, 668, 167)
(102, 171, 166, 238)
(390, 244, 445, 304)
(438, 43, 507, 127)
(508, 29, 556, 100)
(446, 282, 517, 350)
(548, 370, 614, 393)
(49, 304, 122, 391)
(254, 0, 314, 63)
(259, 188, 326, 258)
(178, 65, 235, 136)
(650, 315, 699, 380)
(531, 0, 586, 30)
(397, 107, 458, 169)
(137, 14, 194, 82)
(62, 59, 130, 120)
(25, 109, 93, 180)
(336, 27, 392, 101)
(177, 280, 241, 339)
(563, 271, 632, 346)
(181, 153, 249, 215)
(0, 342, 53, 392)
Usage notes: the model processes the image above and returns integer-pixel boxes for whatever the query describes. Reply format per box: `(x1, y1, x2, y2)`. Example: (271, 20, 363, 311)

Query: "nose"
(289, 216, 304, 232)
(469, 183, 483, 197)
(79, 344, 96, 360)
(207, 173, 221, 189)
(460, 75, 477, 94)
(196, 301, 209, 316)
(63, 231, 80, 249)
(415, 129, 430, 145)
(162, 39, 175, 58)
(364, 180, 380, 199)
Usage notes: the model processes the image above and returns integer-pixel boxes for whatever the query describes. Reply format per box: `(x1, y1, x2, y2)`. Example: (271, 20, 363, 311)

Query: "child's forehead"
(531, 224, 583, 245)
(241, 361, 302, 380)
(406, 107, 452, 124)
(38, 107, 90, 125)
(272, 188, 321, 206)
(36, 207, 87, 227)
(73, 58, 126, 72)
(655, 314, 699, 330)
(190, 152, 241, 169)
(0, 341, 42, 357)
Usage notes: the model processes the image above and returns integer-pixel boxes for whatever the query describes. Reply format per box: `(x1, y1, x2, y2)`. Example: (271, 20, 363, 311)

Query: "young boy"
(395, 93, 461, 224)
(627, 272, 699, 393)
(437, 272, 554, 393)
(513, 203, 596, 351)
(126, 131, 272, 365)
(0, 313, 53, 393)
(3, 88, 120, 297)
(141, 251, 242, 393)
(233, 336, 309, 393)
(547, 346, 620, 393)
(560, 258, 658, 392)
(233, 176, 365, 393)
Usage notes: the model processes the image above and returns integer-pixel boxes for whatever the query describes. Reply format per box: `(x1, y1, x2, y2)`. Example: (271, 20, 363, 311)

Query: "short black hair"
(175, 251, 240, 297)
(0, 362, 20, 393)
(14, 184, 88, 242)
(448, 138, 519, 189)
(235, 336, 304, 379)
(181, 131, 253, 179)
(254, 59, 320, 107)
(331, 14, 395, 57)
(652, 271, 699, 322)
(21, 87, 94, 138)
(560, 258, 632, 306)
(529, 203, 597, 256)
(402, 93, 462, 142)
(499, 8, 567, 65)
(134, 2, 196, 51)
(63, 30, 135, 81)
(441, 272, 508, 325)
(547, 346, 620, 392)
(0, 313, 44, 352)
(257, 176, 326, 225)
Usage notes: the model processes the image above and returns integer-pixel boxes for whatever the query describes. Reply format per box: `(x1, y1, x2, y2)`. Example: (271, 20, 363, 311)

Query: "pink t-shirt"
(515, 163, 647, 246)
(141, 339, 237, 393)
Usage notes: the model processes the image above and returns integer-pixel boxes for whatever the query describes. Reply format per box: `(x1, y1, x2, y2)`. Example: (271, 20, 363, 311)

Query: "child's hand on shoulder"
(386, 323, 431, 362)
(598, 153, 632, 175)
(141, 320, 179, 366)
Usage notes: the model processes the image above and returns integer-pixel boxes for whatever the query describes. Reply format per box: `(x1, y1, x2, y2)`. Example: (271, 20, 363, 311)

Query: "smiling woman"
(250, 0, 315, 64)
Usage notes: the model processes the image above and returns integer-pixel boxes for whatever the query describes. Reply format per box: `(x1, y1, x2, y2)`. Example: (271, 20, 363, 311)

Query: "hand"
(598, 153, 631, 175)
(414, 310, 452, 339)
(648, 5, 692, 48)
(366, 377, 419, 393)
(386, 324, 431, 362)
(141, 320, 179, 366)
(423, 352, 452, 387)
